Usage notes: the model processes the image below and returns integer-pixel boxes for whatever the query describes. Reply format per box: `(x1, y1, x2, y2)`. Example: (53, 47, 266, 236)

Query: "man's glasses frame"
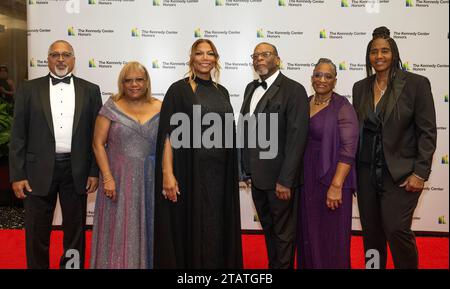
(48, 52, 74, 60)
(251, 51, 276, 60)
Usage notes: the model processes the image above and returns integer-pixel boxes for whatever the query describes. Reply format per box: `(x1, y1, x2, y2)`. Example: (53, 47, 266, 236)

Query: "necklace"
(375, 78, 386, 97)
(313, 94, 332, 105)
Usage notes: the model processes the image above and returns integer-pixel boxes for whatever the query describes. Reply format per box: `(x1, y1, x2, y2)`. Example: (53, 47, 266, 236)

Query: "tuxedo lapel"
(240, 81, 257, 115)
(72, 76, 84, 136)
(253, 72, 282, 115)
(383, 70, 406, 125)
(39, 75, 54, 136)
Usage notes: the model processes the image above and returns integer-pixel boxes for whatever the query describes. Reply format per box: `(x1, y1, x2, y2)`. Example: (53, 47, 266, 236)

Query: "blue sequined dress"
(90, 98, 159, 269)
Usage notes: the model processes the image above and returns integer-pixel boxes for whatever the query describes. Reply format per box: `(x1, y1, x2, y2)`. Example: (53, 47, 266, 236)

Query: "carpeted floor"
(0, 229, 448, 269)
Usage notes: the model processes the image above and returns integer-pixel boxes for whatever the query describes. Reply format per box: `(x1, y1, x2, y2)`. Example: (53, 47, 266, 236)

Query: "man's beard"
(54, 66, 69, 77)
(256, 67, 268, 77)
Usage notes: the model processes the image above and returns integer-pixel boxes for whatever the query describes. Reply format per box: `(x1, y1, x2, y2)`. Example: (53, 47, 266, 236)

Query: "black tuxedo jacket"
(352, 69, 437, 182)
(239, 72, 309, 190)
(9, 74, 102, 196)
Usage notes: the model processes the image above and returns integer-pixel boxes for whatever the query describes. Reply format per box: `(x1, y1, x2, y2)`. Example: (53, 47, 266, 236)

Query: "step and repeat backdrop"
(26, 0, 448, 232)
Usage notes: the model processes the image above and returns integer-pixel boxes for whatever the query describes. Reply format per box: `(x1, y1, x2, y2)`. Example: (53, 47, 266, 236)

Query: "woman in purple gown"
(90, 62, 161, 268)
(297, 58, 359, 269)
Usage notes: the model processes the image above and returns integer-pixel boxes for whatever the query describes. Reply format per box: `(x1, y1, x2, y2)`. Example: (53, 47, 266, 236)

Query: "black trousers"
(251, 184, 298, 269)
(357, 163, 421, 269)
(24, 159, 87, 269)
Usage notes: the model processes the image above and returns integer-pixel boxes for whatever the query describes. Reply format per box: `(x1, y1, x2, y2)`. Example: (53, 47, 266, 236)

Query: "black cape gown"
(154, 77, 243, 268)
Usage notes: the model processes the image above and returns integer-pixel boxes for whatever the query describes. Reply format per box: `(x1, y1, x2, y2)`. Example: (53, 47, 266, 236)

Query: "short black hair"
(256, 42, 279, 56)
(314, 58, 337, 76)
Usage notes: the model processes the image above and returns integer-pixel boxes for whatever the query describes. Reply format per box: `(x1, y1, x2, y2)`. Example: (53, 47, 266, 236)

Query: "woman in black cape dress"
(153, 39, 243, 269)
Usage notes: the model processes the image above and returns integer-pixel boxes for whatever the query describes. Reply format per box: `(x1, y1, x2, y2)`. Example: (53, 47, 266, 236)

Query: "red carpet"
(0, 229, 448, 269)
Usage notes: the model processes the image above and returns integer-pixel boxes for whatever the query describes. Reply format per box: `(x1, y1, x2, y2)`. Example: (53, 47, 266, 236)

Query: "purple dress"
(297, 93, 359, 269)
(90, 98, 159, 269)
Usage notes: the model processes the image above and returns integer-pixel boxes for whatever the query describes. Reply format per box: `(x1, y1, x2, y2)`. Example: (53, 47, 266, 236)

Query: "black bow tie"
(254, 80, 267, 90)
(51, 75, 72, 85)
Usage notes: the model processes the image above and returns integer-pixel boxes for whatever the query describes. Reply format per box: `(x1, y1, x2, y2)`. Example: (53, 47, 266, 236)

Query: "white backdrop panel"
(26, 0, 448, 232)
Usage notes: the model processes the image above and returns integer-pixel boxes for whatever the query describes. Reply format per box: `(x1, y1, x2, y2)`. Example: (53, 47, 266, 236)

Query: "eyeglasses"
(251, 51, 276, 60)
(123, 77, 146, 85)
(312, 72, 335, 81)
(48, 52, 74, 59)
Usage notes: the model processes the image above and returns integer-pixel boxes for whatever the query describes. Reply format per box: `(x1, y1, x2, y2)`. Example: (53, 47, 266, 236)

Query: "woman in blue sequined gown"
(90, 62, 161, 269)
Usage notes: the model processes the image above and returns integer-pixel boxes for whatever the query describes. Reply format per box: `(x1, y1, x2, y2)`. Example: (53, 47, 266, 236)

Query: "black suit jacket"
(239, 72, 309, 190)
(9, 74, 102, 196)
(352, 69, 437, 182)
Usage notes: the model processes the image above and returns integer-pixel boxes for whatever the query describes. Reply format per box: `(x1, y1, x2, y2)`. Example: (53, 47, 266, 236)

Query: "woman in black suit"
(352, 26, 437, 269)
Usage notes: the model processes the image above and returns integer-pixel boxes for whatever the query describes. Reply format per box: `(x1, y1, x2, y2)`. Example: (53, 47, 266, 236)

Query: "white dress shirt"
(49, 72, 75, 153)
(249, 70, 280, 116)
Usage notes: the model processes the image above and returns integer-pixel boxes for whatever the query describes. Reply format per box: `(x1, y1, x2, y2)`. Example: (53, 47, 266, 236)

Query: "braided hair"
(359, 26, 403, 121)
(365, 26, 402, 78)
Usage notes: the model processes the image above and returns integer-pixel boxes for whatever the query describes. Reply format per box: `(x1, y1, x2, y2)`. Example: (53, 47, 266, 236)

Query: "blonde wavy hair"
(187, 39, 221, 83)
(112, 61, 153, 102)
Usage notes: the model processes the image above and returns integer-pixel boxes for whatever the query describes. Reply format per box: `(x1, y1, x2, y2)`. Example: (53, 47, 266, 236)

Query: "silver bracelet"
(412, 173, 425, 181)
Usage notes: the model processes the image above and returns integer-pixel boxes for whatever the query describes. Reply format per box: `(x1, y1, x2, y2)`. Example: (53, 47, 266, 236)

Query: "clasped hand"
(400, 174, 424, 193)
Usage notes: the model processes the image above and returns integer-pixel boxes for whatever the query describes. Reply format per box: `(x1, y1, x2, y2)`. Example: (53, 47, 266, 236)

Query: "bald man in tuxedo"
(239, 42, 309, 268)
(9, 40, 102, 269)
